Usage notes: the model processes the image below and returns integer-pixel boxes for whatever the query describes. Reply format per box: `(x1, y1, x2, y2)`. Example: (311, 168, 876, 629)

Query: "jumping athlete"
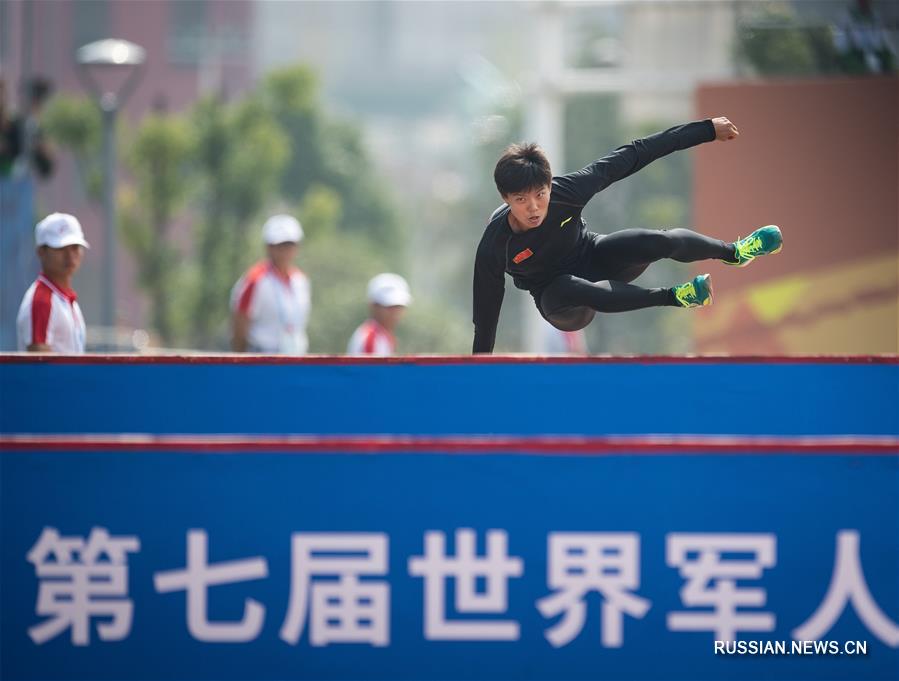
(472, 117, 783, 353)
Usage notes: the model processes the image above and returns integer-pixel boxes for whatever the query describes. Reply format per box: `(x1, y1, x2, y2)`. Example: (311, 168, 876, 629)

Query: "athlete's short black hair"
(493, 142, 552, 196)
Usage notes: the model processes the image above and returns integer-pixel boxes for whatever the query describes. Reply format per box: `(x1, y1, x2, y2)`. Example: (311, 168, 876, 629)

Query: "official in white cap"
(16, 213, 90, 353)
(347, 273, 412, 356)
(230, 214, 311, 354)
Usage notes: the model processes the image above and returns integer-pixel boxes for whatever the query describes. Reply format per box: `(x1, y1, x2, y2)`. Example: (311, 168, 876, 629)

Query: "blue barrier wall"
(1, 356, 897, 681)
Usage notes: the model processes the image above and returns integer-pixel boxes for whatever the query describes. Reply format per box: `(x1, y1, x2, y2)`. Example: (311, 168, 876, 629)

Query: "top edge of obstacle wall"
(1, 353, 897, 366)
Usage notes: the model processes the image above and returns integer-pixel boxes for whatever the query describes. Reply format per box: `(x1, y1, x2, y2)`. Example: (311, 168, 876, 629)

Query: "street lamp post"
(76, 39, 146, 345)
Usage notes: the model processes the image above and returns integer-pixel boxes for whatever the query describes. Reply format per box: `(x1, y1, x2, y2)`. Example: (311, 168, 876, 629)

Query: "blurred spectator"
(347, 273, 412, 356)
(16, 213, 89, 353)
(0, 76, 55, 180)
(833, 0, 897, 74)
(230, 214, 311, 354)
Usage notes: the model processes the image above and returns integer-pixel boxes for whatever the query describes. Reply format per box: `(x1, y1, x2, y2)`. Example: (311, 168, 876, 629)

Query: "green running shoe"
(726, 225, 783, 267)
(672, 273, 713, 308)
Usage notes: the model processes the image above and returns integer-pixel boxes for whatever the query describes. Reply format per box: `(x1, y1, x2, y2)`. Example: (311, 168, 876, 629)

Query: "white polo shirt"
(231, 261, 310, 354)
(347, 319, 395, 356)
(16, 275, 86, 353)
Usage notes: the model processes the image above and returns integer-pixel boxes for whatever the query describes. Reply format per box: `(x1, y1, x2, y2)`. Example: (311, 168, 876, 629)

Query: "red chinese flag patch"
(513, 248, 534, 264)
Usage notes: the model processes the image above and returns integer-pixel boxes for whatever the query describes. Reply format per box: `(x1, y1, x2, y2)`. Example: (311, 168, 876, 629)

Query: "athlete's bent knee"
(545, 306, 595, 332)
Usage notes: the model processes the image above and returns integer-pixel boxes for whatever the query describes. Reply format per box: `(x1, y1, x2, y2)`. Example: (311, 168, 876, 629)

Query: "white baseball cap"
(367, 273, 412, 307)
(35, 213, 90, 249)
(263, 214, 303, 245)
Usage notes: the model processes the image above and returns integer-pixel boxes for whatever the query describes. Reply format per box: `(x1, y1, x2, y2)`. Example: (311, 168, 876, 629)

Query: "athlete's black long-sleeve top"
(472, 119, 716, 353)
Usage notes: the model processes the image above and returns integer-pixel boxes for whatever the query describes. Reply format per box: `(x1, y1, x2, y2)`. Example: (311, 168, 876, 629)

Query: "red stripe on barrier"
(1, 353, 897, 365)
(2, 434, 897, 455)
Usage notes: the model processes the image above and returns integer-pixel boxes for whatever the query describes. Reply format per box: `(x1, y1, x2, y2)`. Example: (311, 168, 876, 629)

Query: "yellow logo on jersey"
(560, 216, 573, 228)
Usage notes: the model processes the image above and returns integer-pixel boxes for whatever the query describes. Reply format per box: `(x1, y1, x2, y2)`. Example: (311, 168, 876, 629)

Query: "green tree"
(118, 114, 194, 344)
(297, 183, 470, 354)
(302, 231, 388, 354)
(737, 2, 839, 76)
(46, 69, 410, 353)
(41, 95, 102, 199)
(262, 67, 403, 254)
(262, 67, 324, 202)
(189, 96, 290, 348)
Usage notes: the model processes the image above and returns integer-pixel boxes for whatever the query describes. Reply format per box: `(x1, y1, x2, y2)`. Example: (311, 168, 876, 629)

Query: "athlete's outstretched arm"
(472, 230, 506, 354)
(554, 117, 738, 206)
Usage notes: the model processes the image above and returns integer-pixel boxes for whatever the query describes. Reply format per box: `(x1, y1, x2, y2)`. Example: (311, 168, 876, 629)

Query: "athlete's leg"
(579, 229, 736, 282)
(539, 274, 676, 331)
(541, 303, 596, 332)
(538, 225, 780, 330)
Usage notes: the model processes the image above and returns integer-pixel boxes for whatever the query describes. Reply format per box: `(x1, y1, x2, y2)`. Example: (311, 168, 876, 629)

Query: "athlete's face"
(38, 245, 83, 282)
(504, 184, 550, 231)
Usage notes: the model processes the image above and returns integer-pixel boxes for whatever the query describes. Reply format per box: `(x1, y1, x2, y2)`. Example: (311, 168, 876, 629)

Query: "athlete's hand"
(712, 116, 739, 141)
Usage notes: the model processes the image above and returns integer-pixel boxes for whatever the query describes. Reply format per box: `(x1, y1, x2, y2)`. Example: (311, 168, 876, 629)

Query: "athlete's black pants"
(538, 228, 734, 331)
